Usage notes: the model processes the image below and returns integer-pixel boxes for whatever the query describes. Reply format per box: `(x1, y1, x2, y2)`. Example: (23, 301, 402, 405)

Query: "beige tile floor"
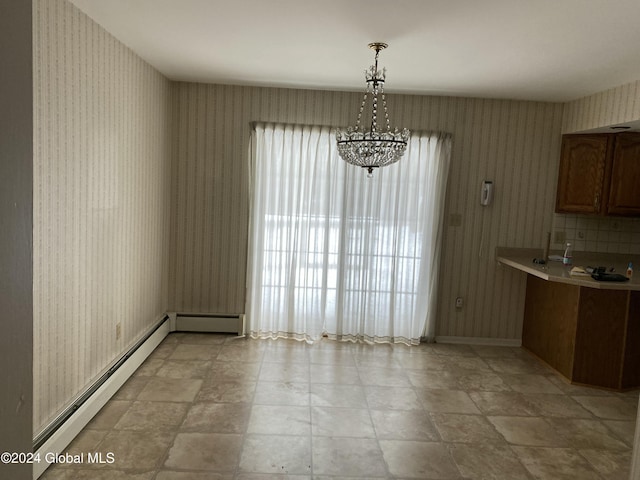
(40, 333, 639, 479)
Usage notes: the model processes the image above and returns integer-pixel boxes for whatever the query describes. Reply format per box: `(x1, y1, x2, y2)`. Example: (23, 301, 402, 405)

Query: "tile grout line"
(41, 333, 637, 479)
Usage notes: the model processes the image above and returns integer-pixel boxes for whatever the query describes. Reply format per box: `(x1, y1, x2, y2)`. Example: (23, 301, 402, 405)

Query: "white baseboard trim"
(33, 318, 170, 479)
(435, 336, 522, 347)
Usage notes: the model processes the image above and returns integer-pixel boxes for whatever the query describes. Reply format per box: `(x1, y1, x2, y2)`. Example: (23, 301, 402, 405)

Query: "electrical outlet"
(455, 297, 463, 308)
(115, 322, 121, 340)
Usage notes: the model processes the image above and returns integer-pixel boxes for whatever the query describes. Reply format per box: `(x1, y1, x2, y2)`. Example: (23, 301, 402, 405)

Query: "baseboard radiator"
(33, 316, 171, 479)
(33, 312, 245, 479)
(174, 312, 245, 336)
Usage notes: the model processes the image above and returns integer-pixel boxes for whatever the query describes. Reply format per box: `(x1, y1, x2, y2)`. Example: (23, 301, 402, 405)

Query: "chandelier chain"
(335, 42, 409, 177)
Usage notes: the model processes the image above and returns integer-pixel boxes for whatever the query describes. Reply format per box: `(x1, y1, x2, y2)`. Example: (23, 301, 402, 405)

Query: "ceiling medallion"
(336, 42, 410, 177)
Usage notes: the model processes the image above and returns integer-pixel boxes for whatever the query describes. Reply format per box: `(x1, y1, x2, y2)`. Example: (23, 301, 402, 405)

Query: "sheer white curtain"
(246, 122, 451, 344)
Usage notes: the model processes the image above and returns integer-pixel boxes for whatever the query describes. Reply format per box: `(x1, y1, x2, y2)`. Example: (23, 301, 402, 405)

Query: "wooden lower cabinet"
(522, 275, 640, 390)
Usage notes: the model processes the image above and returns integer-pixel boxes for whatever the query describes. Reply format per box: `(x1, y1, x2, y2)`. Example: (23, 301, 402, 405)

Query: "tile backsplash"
(551, 214, 640, 254)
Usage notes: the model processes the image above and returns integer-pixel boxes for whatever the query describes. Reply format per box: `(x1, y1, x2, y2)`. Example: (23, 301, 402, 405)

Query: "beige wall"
(168, 83, 565, 340)
(563, 79, 640, 133)
(0, 1, 33, 478)
(30, 0, 640, 443)
(549, 80, 640, 255)
(564, 79, 640, 480)
(33, 0, 172, 434)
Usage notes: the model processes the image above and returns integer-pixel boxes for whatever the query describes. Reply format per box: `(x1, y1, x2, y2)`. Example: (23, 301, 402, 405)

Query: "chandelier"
(336, 42, 410, 177)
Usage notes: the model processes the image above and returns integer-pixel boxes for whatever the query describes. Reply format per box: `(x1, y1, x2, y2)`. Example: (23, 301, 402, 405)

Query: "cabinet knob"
(595, 193, 600, 211)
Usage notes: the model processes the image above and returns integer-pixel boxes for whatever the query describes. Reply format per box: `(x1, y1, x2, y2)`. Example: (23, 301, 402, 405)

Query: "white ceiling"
(68, 0, 640, 102)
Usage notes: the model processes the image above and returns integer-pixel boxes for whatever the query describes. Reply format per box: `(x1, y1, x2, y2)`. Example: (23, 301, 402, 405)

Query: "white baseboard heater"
(33, 316, 171, 479)
(32, 312, 246, 479)
(174, 313, 245, 336)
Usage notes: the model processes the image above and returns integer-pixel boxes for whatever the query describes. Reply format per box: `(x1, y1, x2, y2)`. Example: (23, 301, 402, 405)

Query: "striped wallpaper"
(167, 84, 565, 340)
(33, 0, 171, 434)
(563, 79, 640, 133)
(33, 0, 640, 438)
(552, 79, 640, 255)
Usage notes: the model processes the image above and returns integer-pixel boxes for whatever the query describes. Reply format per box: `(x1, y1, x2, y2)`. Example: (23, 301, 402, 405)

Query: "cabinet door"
(555, 134, 611, 214)
(607, 133, 640, 216)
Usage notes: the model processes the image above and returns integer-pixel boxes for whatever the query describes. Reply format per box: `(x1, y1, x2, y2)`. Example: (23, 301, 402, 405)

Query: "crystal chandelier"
(336, 42, 410, 177)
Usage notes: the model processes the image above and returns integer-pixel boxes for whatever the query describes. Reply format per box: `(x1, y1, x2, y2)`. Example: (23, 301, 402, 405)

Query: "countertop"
(496, 247, 640, 291)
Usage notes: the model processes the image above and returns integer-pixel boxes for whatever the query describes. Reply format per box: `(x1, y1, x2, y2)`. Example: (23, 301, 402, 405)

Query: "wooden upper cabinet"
(607, 133, 640, 216)
(555, 132, 640, 217)
(555, 134, 611, 214)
